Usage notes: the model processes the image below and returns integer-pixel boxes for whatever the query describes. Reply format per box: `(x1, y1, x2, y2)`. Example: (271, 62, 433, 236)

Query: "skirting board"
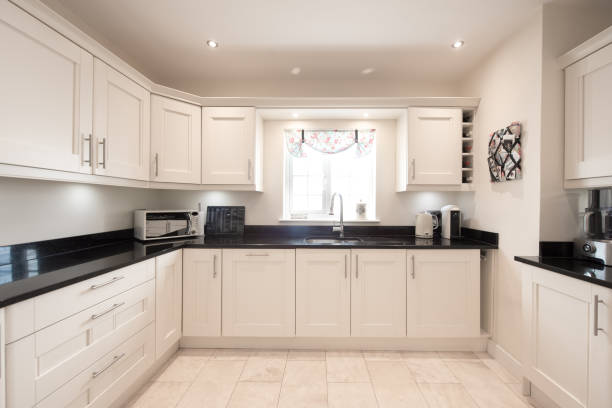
(180, 335, 489, 351)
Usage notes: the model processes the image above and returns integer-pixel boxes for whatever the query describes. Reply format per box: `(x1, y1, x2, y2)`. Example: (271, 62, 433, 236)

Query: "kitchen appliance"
(575, 238, 612, 266)
(205, 206, 245, 236)
(441, 205, 462, 239)
(582, 189, 612, 239)
(415, 212, 439, 239)
(428, 210, 442, 238)
(134, 210, 203, 241)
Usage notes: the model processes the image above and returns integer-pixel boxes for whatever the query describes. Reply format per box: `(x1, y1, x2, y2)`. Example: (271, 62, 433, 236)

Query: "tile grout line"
(362, 350, 381, 408)
(173, 349, 214, 408)
(441, 358, 500, 408)
(275, 351, 289, 408)
(223, 350, 249, 408)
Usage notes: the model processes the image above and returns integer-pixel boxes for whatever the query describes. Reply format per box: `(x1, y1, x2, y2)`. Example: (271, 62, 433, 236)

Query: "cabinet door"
(351, 249, 406, 337)
(407, 107, 461, 185)
(155, 250, 182, 358)
(202, 107, 255, 185)
(522, 264, 591, 408)
(589, 285, 612, 408)
(150, 95, 201, 183)
(93, 58, 150, 181)
(222, 249, 295, 337)
(407, 250, 479, 337)
(296, 249, 350, 337)
(0, 2, 93, 174)
(565, 43, 612, 180)
(182, 249, 221, 337)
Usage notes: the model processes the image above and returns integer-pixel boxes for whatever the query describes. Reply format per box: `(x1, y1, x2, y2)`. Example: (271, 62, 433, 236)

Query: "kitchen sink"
(304, 237, 363, 244)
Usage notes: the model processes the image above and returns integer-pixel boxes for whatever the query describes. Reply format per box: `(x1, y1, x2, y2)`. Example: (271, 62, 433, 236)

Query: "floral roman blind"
(284, 129, 375, 158)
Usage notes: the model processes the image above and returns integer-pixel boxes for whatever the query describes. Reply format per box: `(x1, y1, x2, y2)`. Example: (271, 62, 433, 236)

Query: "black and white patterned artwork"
(488, 122, 521, 182)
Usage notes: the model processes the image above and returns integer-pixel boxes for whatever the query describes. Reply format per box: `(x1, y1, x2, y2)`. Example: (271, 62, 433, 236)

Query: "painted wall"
(0, 178, 161, 245)
(158, 119, 470, 224)
(458, 10, 543, 362)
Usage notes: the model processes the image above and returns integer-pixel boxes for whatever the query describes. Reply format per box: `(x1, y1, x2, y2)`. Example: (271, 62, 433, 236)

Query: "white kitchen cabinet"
(150, 95, 202, 183)
(564, 42, 612, 184)
(296, 249, 350, 337)
(155, 250, 182, 358)
(0, 308, 4, 408)
(402, 107, 462, 186)
(407, 250, 480, 337)
(182, 249, 221, 337)
(93, 58, 150, 181)
(202, 107, 262, 189)
(351, 249, 406, 337)
(222, 249, 295, 337)
(590, 285, 612, 408)
(0, 1, 93, 174)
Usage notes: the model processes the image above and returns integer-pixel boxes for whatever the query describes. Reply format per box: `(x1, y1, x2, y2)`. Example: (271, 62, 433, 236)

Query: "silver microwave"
(134, 210, 203, 241)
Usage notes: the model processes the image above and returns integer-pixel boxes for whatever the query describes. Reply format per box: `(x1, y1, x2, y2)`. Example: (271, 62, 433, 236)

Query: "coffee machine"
(575, 189, 612, 265)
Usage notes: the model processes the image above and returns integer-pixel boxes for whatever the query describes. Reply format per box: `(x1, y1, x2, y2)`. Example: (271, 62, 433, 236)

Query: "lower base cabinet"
(183, 249, 222, 336)
(155, 250, 183, 359)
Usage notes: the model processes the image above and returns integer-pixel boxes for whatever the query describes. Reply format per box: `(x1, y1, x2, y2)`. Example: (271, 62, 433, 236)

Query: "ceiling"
(40, 0, 545, 95)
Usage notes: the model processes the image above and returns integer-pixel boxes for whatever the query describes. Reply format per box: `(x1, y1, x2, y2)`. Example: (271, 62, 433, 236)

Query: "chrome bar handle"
(411, 255, 415, 279)
(91, 302, 125, 320)
(155, 153, 159, 177)
(246, 253, 269, 257)
(82, 133, 92, 165)
(98, 138, 107, 169)
(248, 159, 252, 181)
(355, 254, 359, 279)
(92, 353, 125, 378)
(594, 295, 605, 336)
(90, 276, 124, 290)
(411, 159, 416, 180)
(213, 254, 218, 278)
(344, 254, 348, 279)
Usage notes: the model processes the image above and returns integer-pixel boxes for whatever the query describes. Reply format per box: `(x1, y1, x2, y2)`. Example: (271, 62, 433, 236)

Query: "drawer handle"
(344, 254, 348, 279)
(355, 254, 359, 279)
(594, 295, 605, 336)
(91, 302, 125, 320)
(411, 255, 415, 279)
(213, 254, 218, 278)
(92, 353, 125, 378)
(246, 253, 269, 257)
(90, 276, 124, 290)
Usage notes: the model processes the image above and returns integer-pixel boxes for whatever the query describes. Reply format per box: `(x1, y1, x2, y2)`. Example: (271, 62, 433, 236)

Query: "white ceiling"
(40, 0, 544, 95)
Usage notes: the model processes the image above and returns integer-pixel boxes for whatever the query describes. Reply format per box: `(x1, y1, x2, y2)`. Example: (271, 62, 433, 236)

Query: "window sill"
(278, 218, 380, 224)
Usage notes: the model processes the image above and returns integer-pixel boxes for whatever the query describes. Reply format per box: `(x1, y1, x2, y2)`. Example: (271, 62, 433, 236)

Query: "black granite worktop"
(0, 226, 497, 308)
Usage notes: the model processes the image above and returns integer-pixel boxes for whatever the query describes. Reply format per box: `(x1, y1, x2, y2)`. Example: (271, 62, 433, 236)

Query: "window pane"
(293, 175, 307, 195)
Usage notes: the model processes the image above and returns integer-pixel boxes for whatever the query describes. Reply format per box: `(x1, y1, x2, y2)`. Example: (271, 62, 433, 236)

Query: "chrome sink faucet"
(329, 192, 344, 238)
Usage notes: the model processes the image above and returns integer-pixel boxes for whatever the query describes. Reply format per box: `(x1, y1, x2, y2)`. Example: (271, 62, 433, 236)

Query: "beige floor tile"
(328, 382, 378, 408)
(368, 361, 427, 408)
(227, 382, 281, 408)
(462, 382, 530, 408)
(445, 361, 502, 386)
(177, 360, 245, 408)
(480, 358, 520, 384)
(213, 349, 253, 360)
(475, 351, 492, 359)
(401, 351, 440, 359)
(283, 360, 327, 386)
(178, 348, 216, 357)
(404, 357, 458, 384)
(326, 351, 370, 382)
(418, 383, 479, 408)
(362, 350, 403, 361)
(155, 355, 209, 382)
(278, 383, 328, 408)
(251, 349, 288, 358)
(240, 356, 287, 382)
(437, 351, 479, 361)
(128, 381, 190, 408)
(288, 350, 326, 360)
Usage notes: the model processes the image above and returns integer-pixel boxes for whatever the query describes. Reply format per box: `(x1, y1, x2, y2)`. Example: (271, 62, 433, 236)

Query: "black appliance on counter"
(205, 206, 245, 236)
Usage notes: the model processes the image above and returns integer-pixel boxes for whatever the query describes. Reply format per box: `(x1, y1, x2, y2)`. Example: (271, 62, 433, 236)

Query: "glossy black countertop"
(0, 226, 498, 308)
(515, 256, 612, 289)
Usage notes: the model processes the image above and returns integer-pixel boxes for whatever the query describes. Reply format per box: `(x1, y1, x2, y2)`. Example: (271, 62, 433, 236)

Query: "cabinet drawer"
(34, 259, 155, 331)
(6, 280, 155, 407)
(35, 323, 155, 408)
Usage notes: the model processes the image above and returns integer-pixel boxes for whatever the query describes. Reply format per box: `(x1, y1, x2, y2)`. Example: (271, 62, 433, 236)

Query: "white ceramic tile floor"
(125, 349, 535, 408)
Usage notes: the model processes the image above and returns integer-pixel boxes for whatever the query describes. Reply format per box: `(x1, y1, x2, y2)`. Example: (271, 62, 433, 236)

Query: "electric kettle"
(415, 212, 439, 238)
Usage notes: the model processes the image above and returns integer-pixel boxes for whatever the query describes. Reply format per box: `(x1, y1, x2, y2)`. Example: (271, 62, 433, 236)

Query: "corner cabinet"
(150, 95, 202, 184)
(155, 250, 182, 358)
(0, 2, 93, 174)
(182, 249, 221, 337)
(93, 58, 150, 181)
(202, 107, 263, 190)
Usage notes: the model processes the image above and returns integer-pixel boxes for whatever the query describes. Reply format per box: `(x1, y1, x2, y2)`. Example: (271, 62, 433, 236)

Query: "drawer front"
(35, 323, 155, 408)
(34, 259, 155, 331)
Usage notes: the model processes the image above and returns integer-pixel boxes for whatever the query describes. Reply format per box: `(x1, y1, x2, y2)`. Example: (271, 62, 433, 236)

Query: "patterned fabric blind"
(284, 129, 375, 158)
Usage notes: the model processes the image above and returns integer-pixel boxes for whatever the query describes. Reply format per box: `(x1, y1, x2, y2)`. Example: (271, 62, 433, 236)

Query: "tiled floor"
(126, 349, 535, 408)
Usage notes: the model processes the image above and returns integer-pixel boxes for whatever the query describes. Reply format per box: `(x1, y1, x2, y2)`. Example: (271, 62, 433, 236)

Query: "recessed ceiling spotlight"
(361, 68, 375, 75)
(290, 67, 301, 75)
(451, 40, 464, 49)
(363, 113, 369, 118)
(292, 112, 299, 118)
(206, 39, 219, 48)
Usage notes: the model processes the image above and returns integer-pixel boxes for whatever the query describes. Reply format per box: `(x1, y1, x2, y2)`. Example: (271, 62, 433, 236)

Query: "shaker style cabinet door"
(222, 249, 295, 337)
(202, 107, 255, 185)
(182, 249, 221, 337)
(589, 285, 612, 408)
(351, 249, 406, 337)
(406, 250, 479, 337)
(150, 95, 202, 183)
(0, 1, 93, 174)
(407, 107, 461, 185)
(93, 58, 150, 181)
(295, 249, 350, 337)
(155, 250, 182, 359)
(565, 43, 612, 181)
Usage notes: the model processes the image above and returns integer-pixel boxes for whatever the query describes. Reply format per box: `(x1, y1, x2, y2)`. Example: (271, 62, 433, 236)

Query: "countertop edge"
(514, 256, 612, 289)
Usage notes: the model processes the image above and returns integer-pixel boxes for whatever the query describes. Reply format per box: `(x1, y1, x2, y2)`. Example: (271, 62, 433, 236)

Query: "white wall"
(459, 10, 543, 362)
(158, 118, 469, 224)
(0, 177, 161, 245)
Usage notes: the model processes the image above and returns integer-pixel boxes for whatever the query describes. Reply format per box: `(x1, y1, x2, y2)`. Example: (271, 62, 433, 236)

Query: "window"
(284, 133, 376, 220)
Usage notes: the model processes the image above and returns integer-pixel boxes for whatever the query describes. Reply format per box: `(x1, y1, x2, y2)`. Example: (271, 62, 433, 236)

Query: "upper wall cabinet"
(396, 108, 463, 191)
(564, 42, 612, 187)
(202, 107, 263, 190)
(151, 95, 202, 184)
(93, 59, 150, 181)
(0, 2, 93, 174)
